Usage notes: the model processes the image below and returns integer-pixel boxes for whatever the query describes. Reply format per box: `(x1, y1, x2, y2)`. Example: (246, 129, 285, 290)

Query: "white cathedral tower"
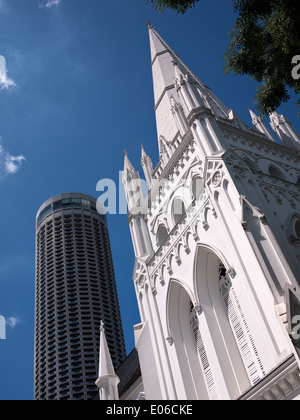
(100, 25, 300, 400)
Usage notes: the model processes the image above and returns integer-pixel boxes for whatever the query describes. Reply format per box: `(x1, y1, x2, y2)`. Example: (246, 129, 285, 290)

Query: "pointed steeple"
(123, 150, 136, 175)
(148, 26, 229, 152)
(122, 151, 143, 212)
(98, 321, 116, 377)
(269, 111, 300, 150)
(141, 145, 154, 189)
(95, 321, 120, 400)
(249, 108, 276, 142)
(123, 149, 153, 257)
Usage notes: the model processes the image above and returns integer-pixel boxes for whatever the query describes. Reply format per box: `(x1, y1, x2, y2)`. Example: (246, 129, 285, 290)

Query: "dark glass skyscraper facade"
(34, 193, 126, 400)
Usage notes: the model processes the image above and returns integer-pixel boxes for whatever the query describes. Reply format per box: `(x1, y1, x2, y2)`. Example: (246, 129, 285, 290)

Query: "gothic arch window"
(218, 264, 264, 381)
(268, 165, 286, 180)
(167, 281, 209, 400)
(195, 246, 265, 399)
(192, 176, 205, 200)
(156, 224, 169, 247)
(172, 198, 186, 225)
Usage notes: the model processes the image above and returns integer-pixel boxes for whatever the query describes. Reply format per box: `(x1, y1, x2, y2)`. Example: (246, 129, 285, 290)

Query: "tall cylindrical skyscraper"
(34, 193, 126, 400)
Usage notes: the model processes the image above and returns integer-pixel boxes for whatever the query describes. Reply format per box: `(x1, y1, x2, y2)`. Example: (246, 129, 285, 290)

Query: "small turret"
(270, 111, 300, 150)
(141, 146, 154, 190)
(249, 108, 276, 142)
(122, 151, 143, 212)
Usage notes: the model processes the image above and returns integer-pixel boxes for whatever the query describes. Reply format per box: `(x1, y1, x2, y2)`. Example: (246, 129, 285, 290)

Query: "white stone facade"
(120, 26, 300, 400)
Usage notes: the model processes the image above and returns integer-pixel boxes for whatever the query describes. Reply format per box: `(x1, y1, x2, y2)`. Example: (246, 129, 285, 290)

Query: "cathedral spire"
(148, 26, 229, 153)
(95, 321, 120, 400)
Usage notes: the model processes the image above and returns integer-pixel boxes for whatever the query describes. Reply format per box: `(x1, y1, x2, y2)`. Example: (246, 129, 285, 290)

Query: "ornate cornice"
(221, 125, 300, 164)
(147, 192, 215, 280)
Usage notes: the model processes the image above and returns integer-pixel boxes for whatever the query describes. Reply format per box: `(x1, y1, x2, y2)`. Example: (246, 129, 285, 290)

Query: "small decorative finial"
(123, 150, 128, 157)
(143, 16, 154, 30)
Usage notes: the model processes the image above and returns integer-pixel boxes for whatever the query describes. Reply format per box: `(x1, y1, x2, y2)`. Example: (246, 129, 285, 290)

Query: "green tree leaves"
(146, 0, 200, 14)
(224, 0, 300, 116)
(146, 0, 300, 116)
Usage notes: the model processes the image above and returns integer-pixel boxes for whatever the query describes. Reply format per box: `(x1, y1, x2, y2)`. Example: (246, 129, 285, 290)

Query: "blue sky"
(0, 0, 299, 400)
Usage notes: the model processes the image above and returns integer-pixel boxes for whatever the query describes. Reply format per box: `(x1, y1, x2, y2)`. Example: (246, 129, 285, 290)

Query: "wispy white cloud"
(40, 0, 61, 9)
(5, 155, 26, 175)
(0, 74, 16, 90)
(6, 316, 21, 329)
(0, 55, 17, 91)
(0, 139, 26, 179)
